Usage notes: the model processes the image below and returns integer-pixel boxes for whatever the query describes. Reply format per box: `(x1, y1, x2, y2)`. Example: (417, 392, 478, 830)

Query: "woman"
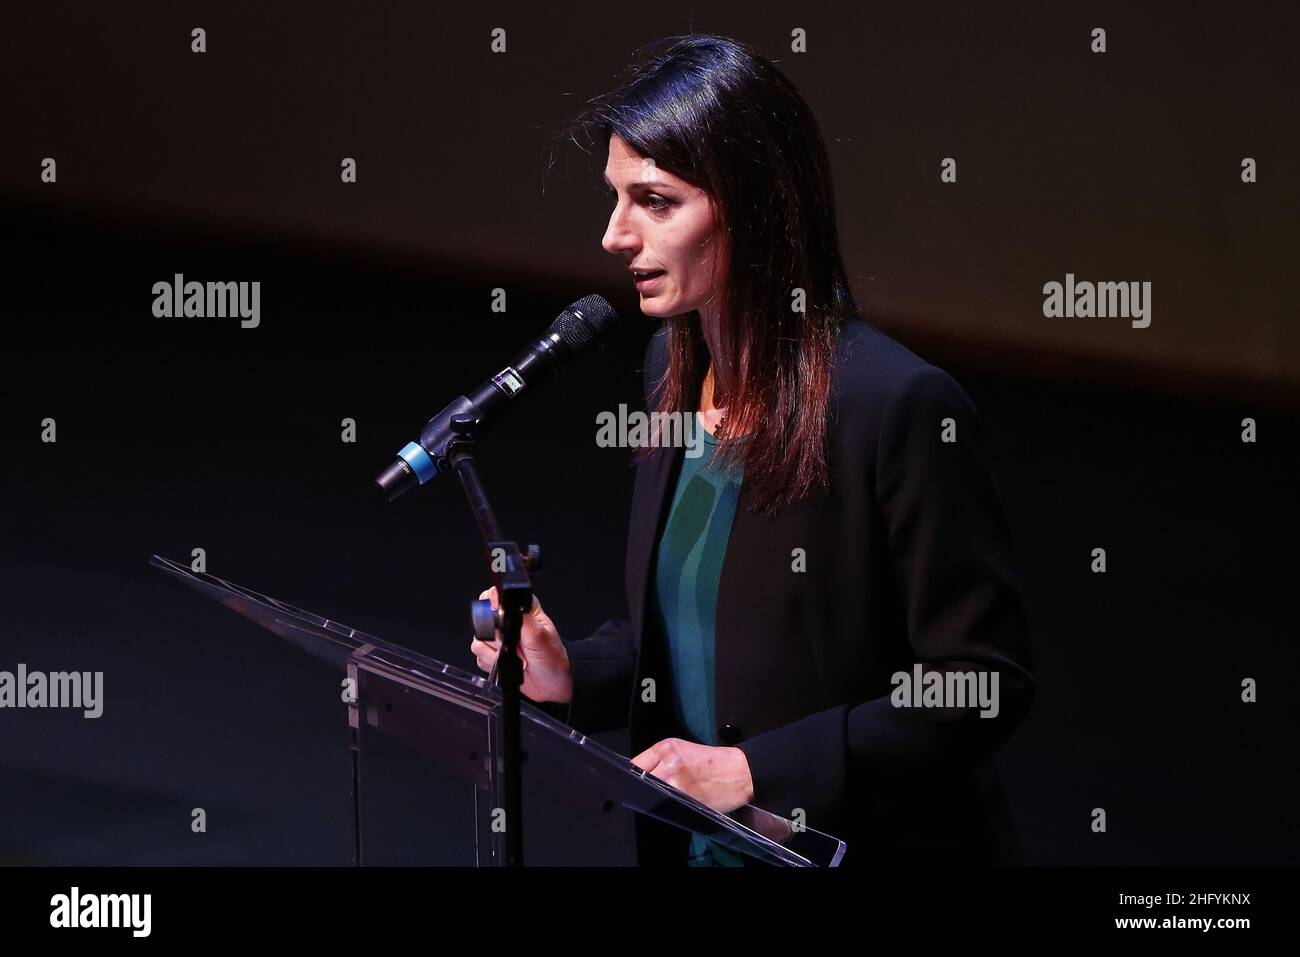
(471, 34, 1034, 867)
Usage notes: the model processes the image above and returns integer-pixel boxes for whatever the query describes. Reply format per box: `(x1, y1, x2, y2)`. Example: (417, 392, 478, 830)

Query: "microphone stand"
(446, 414, 538, 867)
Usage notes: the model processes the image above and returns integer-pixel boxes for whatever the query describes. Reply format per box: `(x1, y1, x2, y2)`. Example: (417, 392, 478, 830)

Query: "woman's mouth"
(633, 269, 666, 291)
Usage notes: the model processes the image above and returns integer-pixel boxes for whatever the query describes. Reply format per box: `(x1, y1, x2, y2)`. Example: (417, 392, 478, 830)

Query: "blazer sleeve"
(736, 363, 1035, 825)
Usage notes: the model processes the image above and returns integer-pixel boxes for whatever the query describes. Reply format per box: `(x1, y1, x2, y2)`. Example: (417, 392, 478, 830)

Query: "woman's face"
(601, 134, 724, 319)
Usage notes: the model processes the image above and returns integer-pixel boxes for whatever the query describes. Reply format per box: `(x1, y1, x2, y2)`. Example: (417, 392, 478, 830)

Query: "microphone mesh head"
(549, 294, 620, 350)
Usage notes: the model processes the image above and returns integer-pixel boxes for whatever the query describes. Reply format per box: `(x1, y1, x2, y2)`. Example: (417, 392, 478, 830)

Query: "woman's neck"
(697, 305, 740, 434)
(699, 362, 728, 436)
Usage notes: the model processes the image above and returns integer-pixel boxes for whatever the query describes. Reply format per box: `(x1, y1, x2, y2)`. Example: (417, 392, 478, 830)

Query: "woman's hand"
(468, 586, 573, 705)
(631, 738, 755, 813)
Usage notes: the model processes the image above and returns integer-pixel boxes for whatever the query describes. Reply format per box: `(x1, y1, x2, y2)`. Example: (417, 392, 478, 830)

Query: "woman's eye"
(603, 186, 670, 214)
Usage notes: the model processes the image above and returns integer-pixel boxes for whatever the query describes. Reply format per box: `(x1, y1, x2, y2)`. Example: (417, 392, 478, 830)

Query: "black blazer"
(552, 317, 1035, 867)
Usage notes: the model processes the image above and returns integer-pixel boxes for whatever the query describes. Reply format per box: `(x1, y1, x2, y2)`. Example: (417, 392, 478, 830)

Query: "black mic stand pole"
(446, 414, 538, 867)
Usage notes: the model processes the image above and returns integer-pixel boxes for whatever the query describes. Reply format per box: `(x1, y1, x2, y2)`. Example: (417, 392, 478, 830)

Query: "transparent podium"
(151, 555, 846, 867)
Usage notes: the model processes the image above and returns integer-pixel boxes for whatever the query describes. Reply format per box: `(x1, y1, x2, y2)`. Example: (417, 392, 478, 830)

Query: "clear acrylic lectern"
(150, 555, 846, 867)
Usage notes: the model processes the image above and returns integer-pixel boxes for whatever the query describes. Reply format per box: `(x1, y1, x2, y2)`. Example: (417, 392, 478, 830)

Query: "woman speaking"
(470, 34, 1035, 867)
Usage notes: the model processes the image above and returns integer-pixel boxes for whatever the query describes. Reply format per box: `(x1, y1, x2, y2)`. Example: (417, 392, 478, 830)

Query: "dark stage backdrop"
(0, 2, 1296, 866)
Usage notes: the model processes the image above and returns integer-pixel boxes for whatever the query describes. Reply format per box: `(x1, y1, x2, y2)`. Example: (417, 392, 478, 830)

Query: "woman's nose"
(601, 205, 638, 256)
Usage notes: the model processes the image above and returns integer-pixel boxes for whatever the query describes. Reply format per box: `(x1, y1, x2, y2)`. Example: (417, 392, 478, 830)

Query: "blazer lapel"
(626, 441, 683, 650)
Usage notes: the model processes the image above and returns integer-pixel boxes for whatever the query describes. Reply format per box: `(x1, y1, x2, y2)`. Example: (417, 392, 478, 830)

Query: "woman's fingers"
(469, 636, 497, 673)
(471, 637, 510, 656)
(471, 585, 540, 676)
(469, 634, 525, 674)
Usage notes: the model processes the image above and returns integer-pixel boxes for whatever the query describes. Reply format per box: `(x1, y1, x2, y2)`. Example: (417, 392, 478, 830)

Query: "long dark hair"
(566, 35, 862, 516)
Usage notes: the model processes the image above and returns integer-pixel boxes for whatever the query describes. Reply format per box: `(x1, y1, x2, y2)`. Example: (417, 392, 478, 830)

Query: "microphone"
(375, 294, 622, 501)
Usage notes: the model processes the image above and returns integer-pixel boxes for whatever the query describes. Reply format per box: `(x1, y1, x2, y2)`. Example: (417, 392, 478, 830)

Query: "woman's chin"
(638, 300, 673, 319)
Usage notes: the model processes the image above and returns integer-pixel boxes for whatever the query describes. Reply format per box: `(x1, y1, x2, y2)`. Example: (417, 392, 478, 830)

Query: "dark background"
(0, 2, 1296, 866)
